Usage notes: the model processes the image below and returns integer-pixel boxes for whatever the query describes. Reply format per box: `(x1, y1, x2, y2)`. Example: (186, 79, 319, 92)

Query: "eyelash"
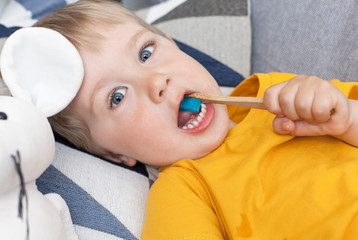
(139, 40, 156, 62)
(108, 87, 127, 110)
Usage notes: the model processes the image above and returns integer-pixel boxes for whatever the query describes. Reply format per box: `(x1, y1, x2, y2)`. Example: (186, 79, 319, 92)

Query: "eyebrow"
(129, 28, 148, 48)
(90, 75, 108, 115)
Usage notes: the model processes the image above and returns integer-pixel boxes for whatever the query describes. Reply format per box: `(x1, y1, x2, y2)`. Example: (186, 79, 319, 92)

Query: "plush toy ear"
(0, 27, 84, 117)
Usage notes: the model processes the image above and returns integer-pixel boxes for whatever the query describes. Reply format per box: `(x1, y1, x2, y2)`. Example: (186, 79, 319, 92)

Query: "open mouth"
(178, 103, 207, 129)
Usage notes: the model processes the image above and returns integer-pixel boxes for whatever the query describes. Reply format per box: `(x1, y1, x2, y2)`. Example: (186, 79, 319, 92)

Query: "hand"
(263, 75, 353, 139)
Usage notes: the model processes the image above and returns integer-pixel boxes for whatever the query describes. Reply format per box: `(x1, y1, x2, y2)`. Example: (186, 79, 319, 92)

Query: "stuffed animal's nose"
(0, 112, 7, 120)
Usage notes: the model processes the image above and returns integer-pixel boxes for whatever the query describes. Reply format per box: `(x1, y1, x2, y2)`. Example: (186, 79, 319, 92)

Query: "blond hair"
(35, 0, 166, 155)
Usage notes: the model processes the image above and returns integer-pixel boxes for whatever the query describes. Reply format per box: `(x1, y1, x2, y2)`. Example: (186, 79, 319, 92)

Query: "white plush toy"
(0, 27, 84, 239)
(0, 96, 78, 240)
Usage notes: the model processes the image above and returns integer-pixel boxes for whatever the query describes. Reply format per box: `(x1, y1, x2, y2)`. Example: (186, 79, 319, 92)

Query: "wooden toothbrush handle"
(187, 93, 266, 110)
(187, 93, 336, 114)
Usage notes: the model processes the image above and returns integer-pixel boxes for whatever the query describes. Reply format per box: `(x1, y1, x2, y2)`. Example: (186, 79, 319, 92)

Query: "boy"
(34, 0, 358, 239)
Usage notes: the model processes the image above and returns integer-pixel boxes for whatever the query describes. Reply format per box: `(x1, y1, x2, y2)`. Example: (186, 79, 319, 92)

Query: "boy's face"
(68, 20, 230, 167)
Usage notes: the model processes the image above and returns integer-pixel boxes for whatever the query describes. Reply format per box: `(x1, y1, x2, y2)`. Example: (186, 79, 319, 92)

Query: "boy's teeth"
(181, 103, 207, 130)
(201, 104, 207, 113)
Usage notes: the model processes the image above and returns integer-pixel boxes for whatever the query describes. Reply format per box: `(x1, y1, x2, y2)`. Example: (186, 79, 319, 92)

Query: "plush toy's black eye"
(0, 112, 7, 120)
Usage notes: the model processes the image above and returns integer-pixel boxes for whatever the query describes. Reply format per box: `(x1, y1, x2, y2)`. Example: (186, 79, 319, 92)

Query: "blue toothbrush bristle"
(179, 97, 202, 112)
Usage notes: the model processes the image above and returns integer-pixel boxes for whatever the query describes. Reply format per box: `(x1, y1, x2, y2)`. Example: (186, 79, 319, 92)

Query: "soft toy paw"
(0, 96, 78, 240)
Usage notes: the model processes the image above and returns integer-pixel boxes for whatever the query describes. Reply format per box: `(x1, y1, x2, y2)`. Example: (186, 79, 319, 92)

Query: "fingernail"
(283, 121, 291, 131)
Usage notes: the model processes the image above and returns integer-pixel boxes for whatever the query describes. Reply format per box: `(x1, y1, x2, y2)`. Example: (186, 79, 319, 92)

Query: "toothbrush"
(179, 96, 203, 112)
(179, 93, 265, 112)
(180, 93, 335, 115)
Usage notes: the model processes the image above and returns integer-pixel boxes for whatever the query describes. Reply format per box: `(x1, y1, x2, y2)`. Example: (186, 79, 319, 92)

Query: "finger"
(311, 90, 334, 123)
(278, 85, 300, 120)
(290, 120, 324, 136)
(293, 96, 350, 137)
(322, 92, 351, 136)
(274, 116, 328, 137)
(264, 81, 287, 116)
(327, 90, 350, 122)
(272, 116, 296, 135)
(294, 85, 315, 123)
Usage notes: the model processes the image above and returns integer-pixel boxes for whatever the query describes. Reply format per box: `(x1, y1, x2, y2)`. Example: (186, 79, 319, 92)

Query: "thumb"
(272, 116, 296, 135)
(273, 116, 327, 136)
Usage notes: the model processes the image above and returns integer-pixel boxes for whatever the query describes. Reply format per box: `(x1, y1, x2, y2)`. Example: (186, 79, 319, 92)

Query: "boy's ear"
(104, 153, 137, 167)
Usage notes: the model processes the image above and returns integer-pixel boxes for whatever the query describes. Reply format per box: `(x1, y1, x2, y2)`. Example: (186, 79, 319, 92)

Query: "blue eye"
(110, 87, 127, 108)
(140, 45, 154, 62)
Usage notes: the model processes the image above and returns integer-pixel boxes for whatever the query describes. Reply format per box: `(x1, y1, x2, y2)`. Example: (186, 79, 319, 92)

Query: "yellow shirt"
(142, 73, 358, 240)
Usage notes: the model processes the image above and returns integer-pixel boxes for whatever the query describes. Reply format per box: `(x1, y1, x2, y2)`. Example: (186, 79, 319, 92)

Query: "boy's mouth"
(178, 103, 207, 129)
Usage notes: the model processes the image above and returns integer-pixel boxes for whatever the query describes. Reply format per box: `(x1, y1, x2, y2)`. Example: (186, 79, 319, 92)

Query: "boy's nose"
(147, 73, 170, 103)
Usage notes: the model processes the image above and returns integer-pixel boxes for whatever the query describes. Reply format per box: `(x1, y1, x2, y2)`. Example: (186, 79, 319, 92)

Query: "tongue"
(178, 110, 197, 128)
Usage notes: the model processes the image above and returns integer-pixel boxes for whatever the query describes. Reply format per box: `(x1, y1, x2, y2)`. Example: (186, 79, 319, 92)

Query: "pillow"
(37, 141, 155, 239)
(0, 38, 10, 95)
(0, 0, 251, 239)
(250, 0, 358, 82)
(0, 0, 77, 28)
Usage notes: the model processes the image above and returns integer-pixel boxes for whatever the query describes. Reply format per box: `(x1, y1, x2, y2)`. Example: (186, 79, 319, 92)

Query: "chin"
(212, 105, 230, 134)
(197, 123, 229, 159)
